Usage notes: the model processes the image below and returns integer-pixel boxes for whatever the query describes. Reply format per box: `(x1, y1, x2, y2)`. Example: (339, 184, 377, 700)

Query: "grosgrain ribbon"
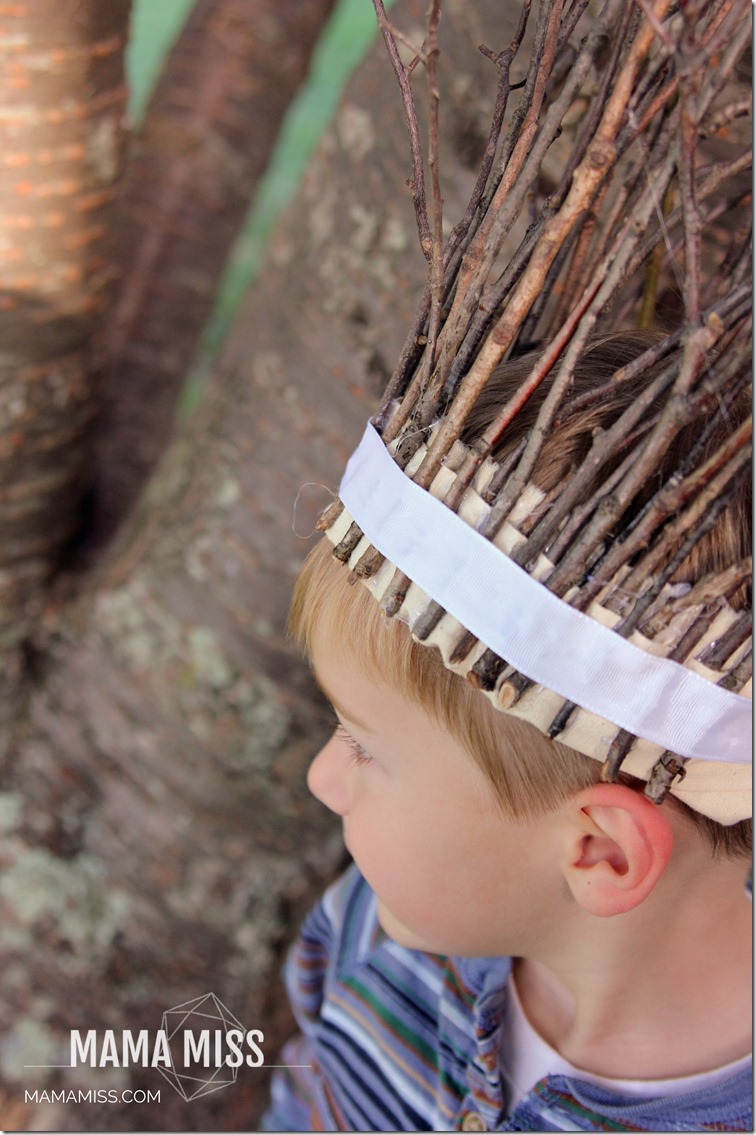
(338, 424, 752, 766)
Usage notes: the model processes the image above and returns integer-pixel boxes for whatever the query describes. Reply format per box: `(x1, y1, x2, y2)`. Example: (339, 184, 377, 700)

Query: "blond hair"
(291, 334, 751, 858)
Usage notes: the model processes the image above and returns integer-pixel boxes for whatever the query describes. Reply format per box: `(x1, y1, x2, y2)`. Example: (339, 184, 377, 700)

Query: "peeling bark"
(0, 0, 130, 647)
(89, 0, 339, 549)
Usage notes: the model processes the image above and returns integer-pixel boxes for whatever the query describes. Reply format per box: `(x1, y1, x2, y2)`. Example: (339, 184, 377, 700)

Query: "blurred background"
(128, 0, 385, 407)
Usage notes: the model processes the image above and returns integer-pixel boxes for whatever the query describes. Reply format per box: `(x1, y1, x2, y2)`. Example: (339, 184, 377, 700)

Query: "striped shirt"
(262, 865, 752, 1132)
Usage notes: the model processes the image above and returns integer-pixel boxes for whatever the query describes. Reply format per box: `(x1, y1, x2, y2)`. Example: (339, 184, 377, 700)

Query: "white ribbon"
(339, 424, 752, 766)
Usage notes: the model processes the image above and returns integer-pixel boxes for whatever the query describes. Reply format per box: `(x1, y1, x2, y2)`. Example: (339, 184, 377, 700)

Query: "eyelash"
(335, 722, 373, 767)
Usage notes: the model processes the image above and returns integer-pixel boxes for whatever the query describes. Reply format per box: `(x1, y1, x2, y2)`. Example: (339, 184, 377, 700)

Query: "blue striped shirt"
(262, 865, 752, 1131)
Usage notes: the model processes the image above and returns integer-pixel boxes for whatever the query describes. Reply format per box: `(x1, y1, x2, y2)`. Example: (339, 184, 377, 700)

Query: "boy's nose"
(307, 732, 350, 817)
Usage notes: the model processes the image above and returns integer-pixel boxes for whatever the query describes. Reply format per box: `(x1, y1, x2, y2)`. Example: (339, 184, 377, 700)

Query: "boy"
(263, 336, 752, 1131)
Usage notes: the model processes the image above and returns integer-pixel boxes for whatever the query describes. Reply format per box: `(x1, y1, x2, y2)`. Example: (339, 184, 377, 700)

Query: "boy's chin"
(376, 901, 442, 954)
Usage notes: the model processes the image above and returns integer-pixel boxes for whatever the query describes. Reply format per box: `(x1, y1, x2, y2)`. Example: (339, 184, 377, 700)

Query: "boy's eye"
(335, 722, 373, 767)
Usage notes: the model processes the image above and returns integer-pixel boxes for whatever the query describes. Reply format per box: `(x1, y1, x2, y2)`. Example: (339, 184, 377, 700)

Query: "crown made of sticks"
(316, 0, 752, 823)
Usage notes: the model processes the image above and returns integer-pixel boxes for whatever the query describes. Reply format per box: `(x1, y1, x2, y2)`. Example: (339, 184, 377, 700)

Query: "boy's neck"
(514, 858, 752, 1080)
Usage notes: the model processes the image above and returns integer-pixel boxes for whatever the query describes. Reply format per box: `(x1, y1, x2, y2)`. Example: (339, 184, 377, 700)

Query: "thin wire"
(292, 483, 337, 538)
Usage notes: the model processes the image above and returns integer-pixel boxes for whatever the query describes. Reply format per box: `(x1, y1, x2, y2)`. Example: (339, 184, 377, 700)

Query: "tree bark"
(1, 2, 527, 1129)
(89, 0, 339, 549)
(0, 0, 130, 648)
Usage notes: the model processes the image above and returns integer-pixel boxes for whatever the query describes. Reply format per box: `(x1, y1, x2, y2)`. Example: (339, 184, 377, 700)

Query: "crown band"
(338, 424, 752, 767)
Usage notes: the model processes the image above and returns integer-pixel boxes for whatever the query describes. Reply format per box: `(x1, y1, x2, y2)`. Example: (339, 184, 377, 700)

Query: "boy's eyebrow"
(312, 668, 373, 734)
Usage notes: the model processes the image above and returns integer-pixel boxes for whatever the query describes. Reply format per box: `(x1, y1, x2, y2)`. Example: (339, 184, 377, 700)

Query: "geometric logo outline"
(156, 992, 246, 1102)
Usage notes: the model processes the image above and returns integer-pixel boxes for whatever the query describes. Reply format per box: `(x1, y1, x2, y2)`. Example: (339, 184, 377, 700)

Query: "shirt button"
(461, 1113, 487, 1132)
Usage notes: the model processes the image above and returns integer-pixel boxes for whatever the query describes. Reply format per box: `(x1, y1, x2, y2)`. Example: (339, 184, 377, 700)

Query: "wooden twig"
(557, 0, 591, 46)
(697, 0, 747, 64)
(550, 1, 633, 209)
(638, 182, 674, 329)
(544, 427, 656, 563)
(699, 612, 752, 670)
(473, 277, 605, 525)
(378, 22, 427, 69)
(698, 97, 751, 139)
(613, 435, 751, 605)
(543, 315, 725, 597)
(441, 216, 548, 403)
(600, 730, 636, 781)
(693, 3, 752, 124)
(371, 1, 432, 259)
(485, 151, 681, 536)
(440, 2, 533, 270)
(606, 472, 747, 641)
(698, 0, 741, 53)
(649, 559, 751, 624)
(677, 10, 703, 327)
(432, 0, 570, 383)
(376, 290, 432, 434)
(424, 0, 445, 384)
(381, 567, 413, 617)
(333, 521, 364, 563)
(559, 328, 680, 417)
(711, 219, 752, 305)
(644, 753, 689, 804)
(419, 0, 675, 491)
(718, 648, 752, 693)
(633, 0, 673, 48)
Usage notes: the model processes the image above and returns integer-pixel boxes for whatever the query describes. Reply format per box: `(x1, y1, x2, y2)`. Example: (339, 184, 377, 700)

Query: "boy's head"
(292, 542, 739, 958)
(290, 333, 751, 948)
(298, 604, 682, 956)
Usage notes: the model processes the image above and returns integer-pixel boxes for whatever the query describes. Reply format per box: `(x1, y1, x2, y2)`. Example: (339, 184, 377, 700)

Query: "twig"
(441, 216, 548, 403)
(440, 3, 533, 270)
(371, 1, 432, 259)
(430, 0, 675, 473)
(606, 472, 747, 642)
(542, 313, 726, 597)
(698, 97, 751, 139)
(432, 0, 570, 384)
(545, 425, 656, 562)
(424, 0, 445, 382)
(677, 10, 703, 327)
(698, 0, 741, 52)
(377, 290, 432, 435)
(638, 182, 674, 328)
(699, 611, 752, 670)
(612, 425, 751, 602)
(633, 0, 673, 48)
(718, 648, 752, 693)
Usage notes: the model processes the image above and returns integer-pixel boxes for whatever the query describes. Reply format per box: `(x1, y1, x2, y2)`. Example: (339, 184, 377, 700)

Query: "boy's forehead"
(309, 617, 460, 742)
(311, 661, 373, 735)
(309, 612, 528, 754)
(309, 622, 393, 731)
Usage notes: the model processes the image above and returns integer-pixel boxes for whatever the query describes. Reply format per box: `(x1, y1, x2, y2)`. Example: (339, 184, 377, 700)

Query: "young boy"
(262, 336, 752, 1132)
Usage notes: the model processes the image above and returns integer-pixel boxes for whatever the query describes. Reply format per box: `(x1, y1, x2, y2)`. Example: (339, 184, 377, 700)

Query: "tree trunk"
(1, 2, 524, 1129)
(0, 0, 130, 648)
(90, 0, 339, 549)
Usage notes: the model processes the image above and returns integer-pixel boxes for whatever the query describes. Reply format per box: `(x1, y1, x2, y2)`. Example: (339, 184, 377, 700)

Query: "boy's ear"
(560, 783, 673, 917)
